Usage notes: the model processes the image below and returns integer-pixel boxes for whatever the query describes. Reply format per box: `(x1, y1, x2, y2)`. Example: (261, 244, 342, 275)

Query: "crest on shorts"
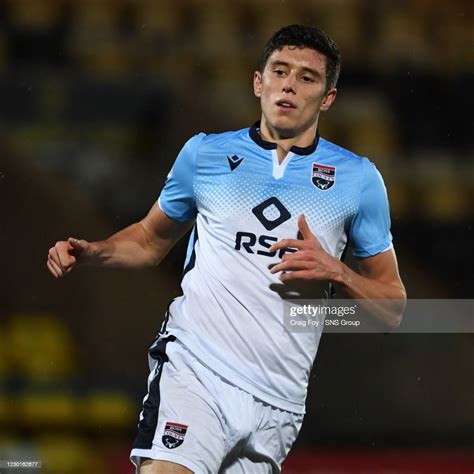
(312, 163, 336, 190)
(162, 422, 188, 449)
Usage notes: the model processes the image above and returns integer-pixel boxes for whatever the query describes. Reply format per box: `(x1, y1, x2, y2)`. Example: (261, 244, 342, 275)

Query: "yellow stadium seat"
(18, 392, 77, 427)
(81, 392, 136, 429)
(6, 313, 77, 381)
(5, 0, 62, 30)
(70, 0, 121, 31)
(68, 0, 130, 77)
(134, 0, 182, 36)
(37, 435, 104, 474)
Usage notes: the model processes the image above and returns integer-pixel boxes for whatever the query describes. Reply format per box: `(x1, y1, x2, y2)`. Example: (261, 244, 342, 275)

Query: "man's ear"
(320, 88, 337, 112)
(253, 71, 262, 98)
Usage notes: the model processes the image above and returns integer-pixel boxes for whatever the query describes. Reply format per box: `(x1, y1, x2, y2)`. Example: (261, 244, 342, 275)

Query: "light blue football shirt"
(158, 123, 392, 413)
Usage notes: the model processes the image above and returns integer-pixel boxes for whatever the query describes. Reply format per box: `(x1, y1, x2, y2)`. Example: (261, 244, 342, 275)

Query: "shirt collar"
(249, 121, 319, 156)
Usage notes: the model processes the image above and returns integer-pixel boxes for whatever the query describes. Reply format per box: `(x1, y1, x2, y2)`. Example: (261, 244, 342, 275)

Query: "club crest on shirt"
(162, 422, 188, 449)
(312, 163, 336, 190)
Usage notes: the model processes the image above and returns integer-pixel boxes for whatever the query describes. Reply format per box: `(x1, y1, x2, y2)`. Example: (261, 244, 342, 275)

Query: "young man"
(47, 25, 405, 474)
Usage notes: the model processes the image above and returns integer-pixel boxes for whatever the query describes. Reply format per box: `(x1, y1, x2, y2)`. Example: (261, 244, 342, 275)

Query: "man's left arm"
(333, 247, 406, 328)
(270, 214, 406, 329)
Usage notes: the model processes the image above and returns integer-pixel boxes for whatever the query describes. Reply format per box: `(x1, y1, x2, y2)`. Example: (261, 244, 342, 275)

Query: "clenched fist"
(47, 238, 90, 278)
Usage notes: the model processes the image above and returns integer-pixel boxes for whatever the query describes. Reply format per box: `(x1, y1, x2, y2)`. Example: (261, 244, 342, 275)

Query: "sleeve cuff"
(352, 241, 393, 258)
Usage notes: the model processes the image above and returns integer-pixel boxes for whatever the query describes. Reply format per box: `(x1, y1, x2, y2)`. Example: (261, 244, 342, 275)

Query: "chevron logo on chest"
(227, 155, 244, 171)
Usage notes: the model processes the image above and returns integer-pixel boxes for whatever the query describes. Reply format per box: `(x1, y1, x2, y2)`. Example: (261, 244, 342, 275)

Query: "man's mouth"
(276, 99, 296, 109)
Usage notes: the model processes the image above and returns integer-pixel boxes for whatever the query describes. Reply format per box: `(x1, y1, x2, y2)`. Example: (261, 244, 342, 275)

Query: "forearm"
(85, 221, 166, 269)
(332, 261, 406, 328)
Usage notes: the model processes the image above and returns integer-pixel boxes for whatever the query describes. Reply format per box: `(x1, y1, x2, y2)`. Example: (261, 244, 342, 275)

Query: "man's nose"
(282, 73, 296, 93)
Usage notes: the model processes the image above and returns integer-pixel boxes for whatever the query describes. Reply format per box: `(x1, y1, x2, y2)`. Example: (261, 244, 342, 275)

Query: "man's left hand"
(270, 214, 342, 283)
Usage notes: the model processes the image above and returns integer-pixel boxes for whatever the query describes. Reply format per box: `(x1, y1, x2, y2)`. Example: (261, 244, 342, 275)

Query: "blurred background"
(0, 0, 473, 472)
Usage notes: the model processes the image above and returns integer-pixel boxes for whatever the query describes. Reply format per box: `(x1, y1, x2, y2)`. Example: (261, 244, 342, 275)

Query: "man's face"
(254, 46, 336, 137)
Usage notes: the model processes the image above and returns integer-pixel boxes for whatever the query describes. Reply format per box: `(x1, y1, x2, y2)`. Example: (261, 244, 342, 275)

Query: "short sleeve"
(350, 158, 393, 258)
(158, 133, 205, 221)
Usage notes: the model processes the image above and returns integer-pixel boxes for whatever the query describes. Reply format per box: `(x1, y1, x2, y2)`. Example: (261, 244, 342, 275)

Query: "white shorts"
(130, 336, 304, 474)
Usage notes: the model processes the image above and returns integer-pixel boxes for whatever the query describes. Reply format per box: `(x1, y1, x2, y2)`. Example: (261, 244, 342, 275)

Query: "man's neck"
(259, 118, 318, 164)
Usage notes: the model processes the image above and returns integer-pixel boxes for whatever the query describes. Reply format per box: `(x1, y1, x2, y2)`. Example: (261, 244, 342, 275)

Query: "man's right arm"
(47, 203, 194, 278)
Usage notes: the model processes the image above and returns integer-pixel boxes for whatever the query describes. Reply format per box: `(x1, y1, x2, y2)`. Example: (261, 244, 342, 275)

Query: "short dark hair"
(259, 25, 342, 90)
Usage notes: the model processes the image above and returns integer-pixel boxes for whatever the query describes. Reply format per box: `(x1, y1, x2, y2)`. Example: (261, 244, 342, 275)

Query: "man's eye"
(274, 69, 285, 76)
(302, 76, 314, 82)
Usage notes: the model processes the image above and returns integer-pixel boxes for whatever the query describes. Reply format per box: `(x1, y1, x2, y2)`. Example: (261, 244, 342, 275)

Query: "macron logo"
(227, 155, 244, 171)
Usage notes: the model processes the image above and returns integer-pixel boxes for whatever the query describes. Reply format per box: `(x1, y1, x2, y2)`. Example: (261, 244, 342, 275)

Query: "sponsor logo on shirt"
(235, 197, 296, 258)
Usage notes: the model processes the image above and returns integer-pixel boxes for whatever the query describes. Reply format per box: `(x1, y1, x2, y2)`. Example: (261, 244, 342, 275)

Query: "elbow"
(387, 313, 403, 329)
(384, 311, 402, 330)
(387, 290, 407, 329)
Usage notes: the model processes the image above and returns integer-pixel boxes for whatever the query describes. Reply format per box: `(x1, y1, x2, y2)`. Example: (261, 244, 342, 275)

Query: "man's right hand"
(46, 204, 195, 276)
(47, 238, 91, 278)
